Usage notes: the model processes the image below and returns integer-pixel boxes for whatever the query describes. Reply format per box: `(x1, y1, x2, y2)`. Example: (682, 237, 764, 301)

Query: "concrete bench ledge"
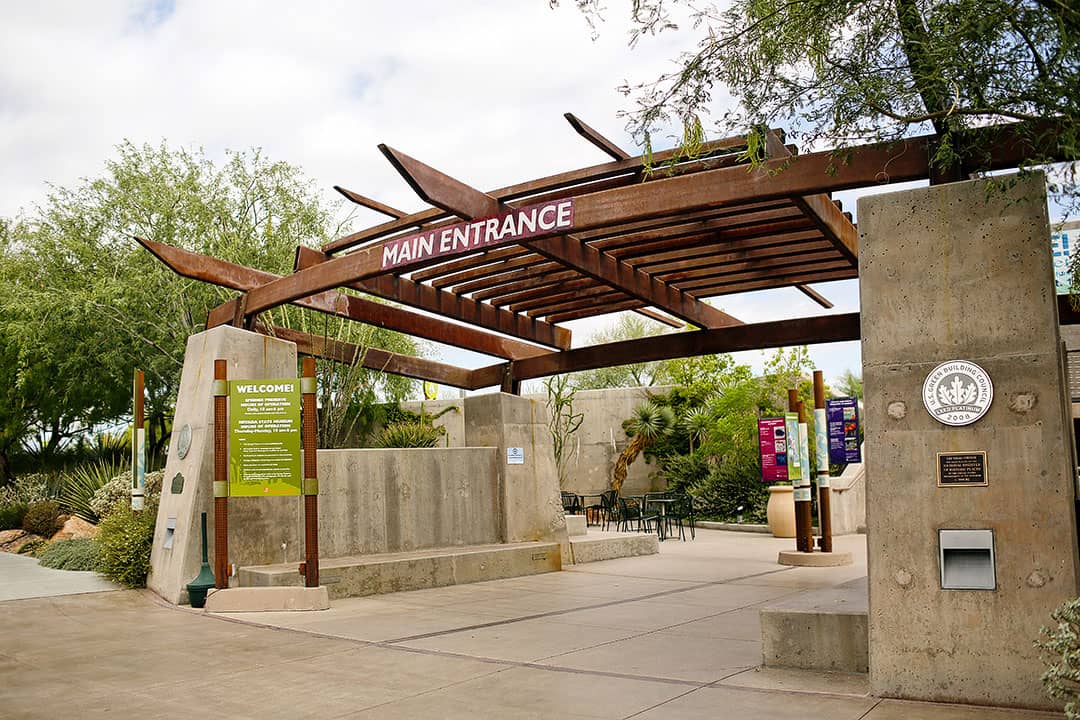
(760, 577, 868, 673)
(567, 531, 658, 563)
(205, 585, 330, 613)
(239, 541, 561, 600)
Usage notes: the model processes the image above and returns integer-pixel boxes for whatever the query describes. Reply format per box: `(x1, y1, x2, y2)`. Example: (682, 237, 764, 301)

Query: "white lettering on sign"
(233, 383, 296, 394)
(381, 199, 575, 270)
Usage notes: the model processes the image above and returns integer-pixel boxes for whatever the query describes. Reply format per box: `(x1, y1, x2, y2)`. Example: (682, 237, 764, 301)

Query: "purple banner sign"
(758, 417, 789, 483)
(826, 397, 862, 464)
(380, 198, 575, 270)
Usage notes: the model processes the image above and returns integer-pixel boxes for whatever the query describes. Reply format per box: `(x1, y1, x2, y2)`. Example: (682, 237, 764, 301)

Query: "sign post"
(757, 417, 789, 483)
(132, 369, 146, 511)
(300, 358, 319, 588)
(788, 389, 813, 553)
(813, 371, 833, 552)
(213, 360, 229, 589)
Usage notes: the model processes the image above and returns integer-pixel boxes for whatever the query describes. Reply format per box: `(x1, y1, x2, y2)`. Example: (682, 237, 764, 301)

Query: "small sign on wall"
(937, 451, 988, 487)
(507, 447, 524, 465)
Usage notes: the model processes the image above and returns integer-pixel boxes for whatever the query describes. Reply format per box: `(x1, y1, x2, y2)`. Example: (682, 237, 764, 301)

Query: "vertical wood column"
(212, 359, 229, 589)
(301, 357, 320, 588)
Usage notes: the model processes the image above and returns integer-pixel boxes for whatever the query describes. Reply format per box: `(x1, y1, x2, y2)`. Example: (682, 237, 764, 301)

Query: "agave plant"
(611, 401, 675, 492)
(60, 460, 124, 523)
(374, 422, 444, 448)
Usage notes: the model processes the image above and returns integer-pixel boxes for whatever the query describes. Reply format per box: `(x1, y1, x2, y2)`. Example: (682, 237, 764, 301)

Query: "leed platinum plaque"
(937, 451, 988, 487)
(922, 360, 993, 426)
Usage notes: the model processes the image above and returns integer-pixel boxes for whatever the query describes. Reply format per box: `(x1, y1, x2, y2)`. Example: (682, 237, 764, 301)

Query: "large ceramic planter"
(766, 485, 796, 538)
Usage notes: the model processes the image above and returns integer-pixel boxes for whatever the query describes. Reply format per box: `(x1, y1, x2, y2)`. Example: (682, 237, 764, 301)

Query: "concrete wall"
(409, 388, 664, 496)
(859, 173, 1080, 709)
(148, 326, 301, 605)
(150, 328, 564, 604)
(829, 449, 866, 536)
(464, 393, 568, 545)
(316, 448, 500, 556)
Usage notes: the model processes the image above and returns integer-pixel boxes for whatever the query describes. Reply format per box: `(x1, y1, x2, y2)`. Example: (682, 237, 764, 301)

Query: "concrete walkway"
(0, 530, 1061, 718)
(0, 549, 119, 601)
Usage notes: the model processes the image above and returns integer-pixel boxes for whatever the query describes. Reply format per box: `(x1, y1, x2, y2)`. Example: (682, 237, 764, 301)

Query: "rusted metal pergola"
(138, 115, 1065, 391)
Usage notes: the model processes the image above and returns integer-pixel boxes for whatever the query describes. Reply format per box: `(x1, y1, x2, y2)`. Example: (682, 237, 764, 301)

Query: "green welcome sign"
(228, 379, 302, 497)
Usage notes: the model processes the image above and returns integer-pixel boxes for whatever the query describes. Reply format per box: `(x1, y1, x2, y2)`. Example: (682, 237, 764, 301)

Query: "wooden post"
(301, 358, 319, 588)
(132, 369, 146, 511)
(212, 359, 229, 589)
(813, 371, 834, 552)
(788, 389, 812, 553)
(796, 400, 814, 553)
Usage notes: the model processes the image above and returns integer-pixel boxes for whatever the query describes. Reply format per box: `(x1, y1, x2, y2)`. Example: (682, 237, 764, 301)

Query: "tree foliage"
(560, 0, 1078, 186)
(0, 142, 420, 478)
(570, 314, 677, 389)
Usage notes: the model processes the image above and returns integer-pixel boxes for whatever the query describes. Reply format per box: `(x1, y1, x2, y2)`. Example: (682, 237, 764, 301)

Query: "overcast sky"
(0, 1, 870, 387)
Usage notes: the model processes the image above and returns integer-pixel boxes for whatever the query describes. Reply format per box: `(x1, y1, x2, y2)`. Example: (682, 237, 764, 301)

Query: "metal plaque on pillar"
(922, 360, 993, 426)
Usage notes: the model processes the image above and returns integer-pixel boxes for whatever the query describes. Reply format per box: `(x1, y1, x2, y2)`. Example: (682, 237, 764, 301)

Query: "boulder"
(0, 529, 45, 553)
(51, 516, 98, 542)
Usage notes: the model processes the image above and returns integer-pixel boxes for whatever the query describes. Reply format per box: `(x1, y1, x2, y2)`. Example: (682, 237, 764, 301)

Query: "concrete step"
(567, 531, 659, 564)
(240, 541, 560, 600)
(760, 577, 868, 673)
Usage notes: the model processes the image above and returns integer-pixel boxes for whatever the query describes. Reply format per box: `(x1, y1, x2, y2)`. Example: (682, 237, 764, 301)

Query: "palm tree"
(611, 401, 676, 492)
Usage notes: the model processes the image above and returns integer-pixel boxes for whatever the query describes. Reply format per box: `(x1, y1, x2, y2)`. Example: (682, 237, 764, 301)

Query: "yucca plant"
(611, 401, 676, 492)
(60, 460, 124, 523)
(374, 422, 443, 448)
(682, 407, 713, 453)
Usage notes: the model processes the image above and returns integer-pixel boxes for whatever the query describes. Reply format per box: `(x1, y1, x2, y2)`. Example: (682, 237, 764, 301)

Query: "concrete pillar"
(464, 393, 568, 545)
(148, 326, 299, 604)
(859, 173, 1080, 708)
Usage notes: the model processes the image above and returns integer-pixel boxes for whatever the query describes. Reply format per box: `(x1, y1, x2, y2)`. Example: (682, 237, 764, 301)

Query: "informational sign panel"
(826, 397, 862, 464)
(229, 379, 302, 497)
(507, 447, 524, 465)
(757, 417, 788, 482)
(785, 412, 802, 482)
(1051, 221, 1080, 294)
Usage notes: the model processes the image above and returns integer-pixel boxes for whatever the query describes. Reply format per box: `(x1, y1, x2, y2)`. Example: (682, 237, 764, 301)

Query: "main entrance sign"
(922, 360, 993, 426)
(380, 198, 575, 270)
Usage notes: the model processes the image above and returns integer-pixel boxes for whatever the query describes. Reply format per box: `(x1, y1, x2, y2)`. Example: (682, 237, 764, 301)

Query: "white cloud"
(0, 1, 865, 384)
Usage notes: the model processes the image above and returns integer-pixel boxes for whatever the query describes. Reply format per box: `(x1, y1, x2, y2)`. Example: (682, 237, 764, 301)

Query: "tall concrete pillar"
(148, 326, 300, 604)
(464, 393, 568, 545)
(859, 173, 1079, 708)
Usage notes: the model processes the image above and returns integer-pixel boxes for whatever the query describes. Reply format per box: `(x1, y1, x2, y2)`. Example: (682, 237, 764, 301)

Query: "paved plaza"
(0, 530, 1061, 719)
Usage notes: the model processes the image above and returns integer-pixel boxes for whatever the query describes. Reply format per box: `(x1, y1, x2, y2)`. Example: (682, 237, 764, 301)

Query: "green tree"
(0, 142, 420, 475)
(571, 314, 675, 389)
(545, 374, 585, 487)
(561, 0, 1077, 185)
(612, 400, 676, 491)
(834, 369, 864, 400)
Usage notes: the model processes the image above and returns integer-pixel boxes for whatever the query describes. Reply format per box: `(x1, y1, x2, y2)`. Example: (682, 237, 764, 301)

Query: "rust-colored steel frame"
(137, 118, 1063, 389)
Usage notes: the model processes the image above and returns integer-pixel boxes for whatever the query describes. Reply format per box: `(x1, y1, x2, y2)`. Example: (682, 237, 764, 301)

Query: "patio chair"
(618, 496, 659, 536)
(561, 491, 582, 517)
(670, 492, 696, 540)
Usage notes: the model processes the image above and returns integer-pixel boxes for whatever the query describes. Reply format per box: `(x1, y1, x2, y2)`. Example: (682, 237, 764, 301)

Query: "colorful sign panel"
(380, 198, 575, 270)
(826, 397, 862, 464)
(785, 412, 802, 482)
(1051, 221, 1080, 294)
(229, 379, 302, 497)
(757, 417, 788, 482)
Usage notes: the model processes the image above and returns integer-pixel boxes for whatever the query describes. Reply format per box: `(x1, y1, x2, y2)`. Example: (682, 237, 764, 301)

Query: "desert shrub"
(0, 502, 28, 530)
(90, 469, 164, 520)
(61, 460, 124, 523)
(374, 422, 444, 448)
(0, 473, 58, 505)
(22, 500, 62, 537)
(38, 538, 99, 571)
(1039, 597, 1080, 718)
(17, 539, 47, 556)
(95, 507, 155, 587)
(692, 459, 769, 523)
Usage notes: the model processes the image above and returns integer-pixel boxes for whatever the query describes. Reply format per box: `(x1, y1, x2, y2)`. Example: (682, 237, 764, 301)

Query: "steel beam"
(294, 247, 571, 350)
(136, 238, 549, 360)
